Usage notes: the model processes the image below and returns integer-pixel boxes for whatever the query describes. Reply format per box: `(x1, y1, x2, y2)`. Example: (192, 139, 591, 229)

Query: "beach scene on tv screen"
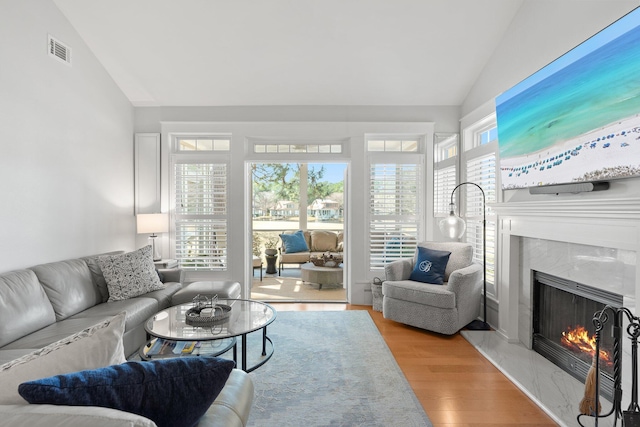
(496, 9, 640, 190)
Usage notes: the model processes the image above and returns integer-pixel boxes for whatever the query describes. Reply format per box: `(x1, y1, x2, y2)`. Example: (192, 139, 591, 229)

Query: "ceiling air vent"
(48, 35, 71, 65)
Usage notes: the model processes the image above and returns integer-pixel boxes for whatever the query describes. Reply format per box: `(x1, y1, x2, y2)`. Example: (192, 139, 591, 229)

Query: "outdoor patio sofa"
(278, 229, 343, 275)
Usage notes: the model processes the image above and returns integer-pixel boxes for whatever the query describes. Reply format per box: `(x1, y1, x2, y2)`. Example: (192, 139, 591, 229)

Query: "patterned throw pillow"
(99, 246, 165, 302)
(409, 247, 451, 285)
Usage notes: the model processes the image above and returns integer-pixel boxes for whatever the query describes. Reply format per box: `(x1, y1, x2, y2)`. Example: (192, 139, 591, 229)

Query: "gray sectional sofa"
(0, 251, 254, 427)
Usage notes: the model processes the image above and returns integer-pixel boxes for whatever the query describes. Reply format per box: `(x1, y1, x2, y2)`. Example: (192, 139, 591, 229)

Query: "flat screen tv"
(496, 7, 640, 190)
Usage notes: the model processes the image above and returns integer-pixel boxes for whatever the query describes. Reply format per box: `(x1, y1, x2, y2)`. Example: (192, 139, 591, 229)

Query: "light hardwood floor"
(270, 302, 558, 427)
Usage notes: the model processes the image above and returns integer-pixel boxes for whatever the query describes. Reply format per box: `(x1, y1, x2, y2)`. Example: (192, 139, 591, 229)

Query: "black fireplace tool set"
(578, 306, 640, 426)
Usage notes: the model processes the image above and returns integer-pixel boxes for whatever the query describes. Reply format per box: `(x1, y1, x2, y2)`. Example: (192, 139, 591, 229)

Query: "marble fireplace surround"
(461, 197, 640, 426)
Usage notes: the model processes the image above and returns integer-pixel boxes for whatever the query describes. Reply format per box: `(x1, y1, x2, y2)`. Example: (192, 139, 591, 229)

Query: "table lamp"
(136, 213, 169, 261)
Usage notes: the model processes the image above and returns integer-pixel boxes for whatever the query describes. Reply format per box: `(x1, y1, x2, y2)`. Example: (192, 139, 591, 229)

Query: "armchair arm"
(446, 263, 482, 294)
(384, 258, 414, 281)
(446, 263, 483, 316)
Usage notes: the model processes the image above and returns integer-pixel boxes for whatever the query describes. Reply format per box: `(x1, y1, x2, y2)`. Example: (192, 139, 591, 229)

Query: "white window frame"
(171, 135, 230, 271)
(461, 115, 498, 300)
(434, 133, 459, 217)
(367, 135, 425, 271)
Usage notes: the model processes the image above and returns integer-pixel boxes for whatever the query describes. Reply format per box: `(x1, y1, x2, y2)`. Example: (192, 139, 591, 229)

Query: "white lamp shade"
(136, 213, 169, 234)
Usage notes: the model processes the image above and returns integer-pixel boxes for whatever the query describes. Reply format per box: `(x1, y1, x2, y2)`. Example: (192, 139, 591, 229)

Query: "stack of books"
(144, 338, 199, 357)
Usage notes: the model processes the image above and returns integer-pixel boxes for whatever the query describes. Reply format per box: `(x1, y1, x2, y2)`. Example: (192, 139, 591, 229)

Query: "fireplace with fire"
(532, 271, 623, 400)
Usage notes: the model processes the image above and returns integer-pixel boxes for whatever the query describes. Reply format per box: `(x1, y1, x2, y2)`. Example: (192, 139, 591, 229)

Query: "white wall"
(0, 0, 135, 272)
(462, 0, 638, 117)
(462, 1, 640, 204)
(135, 105, 460, 133)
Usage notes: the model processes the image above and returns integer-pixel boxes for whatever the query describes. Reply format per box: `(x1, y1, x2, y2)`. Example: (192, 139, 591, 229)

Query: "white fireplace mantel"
(491, 196, 640, 341)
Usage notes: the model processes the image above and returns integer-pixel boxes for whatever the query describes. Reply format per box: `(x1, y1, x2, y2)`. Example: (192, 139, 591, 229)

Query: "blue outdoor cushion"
(280, 230, 309, 253)
(409, 246, 452, 285)
(18, 357, 235, 427)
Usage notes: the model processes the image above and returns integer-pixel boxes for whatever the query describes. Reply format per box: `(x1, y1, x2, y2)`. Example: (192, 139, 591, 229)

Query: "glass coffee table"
(143, 299, 276, 372)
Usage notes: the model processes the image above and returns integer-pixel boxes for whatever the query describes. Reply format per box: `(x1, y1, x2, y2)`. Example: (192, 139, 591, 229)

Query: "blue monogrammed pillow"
(18, 357, 235, 427)
(409, 247, 451, 285)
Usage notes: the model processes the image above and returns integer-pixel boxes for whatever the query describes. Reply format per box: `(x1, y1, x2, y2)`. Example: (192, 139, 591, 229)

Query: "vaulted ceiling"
(53, 0, 523, 107)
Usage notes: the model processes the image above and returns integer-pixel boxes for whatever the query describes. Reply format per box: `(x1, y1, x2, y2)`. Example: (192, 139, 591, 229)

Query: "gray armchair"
(382, 241, 483, 335)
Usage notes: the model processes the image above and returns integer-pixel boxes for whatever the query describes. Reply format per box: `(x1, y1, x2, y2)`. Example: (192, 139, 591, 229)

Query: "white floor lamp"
(438, 182, 490, 330)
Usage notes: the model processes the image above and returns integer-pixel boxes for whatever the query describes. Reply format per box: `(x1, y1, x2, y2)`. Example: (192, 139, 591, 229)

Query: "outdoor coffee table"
(143, 299, 276, 372)
(301, 262, 344, 289)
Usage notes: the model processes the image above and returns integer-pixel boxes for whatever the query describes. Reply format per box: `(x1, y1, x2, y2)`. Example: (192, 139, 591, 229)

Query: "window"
(462, 118, 498, 298)
(177, 137, 230, 151)
(172, 135, 230, 270)
(253, 143, 342, 154)
(367, 139, 418, 152)
(434, 133, 458, 216)
(367, 135, 424, 269)
(465, 154, 496, 289)
(368, 163, 421, 269)
(434, 165, 456, 215)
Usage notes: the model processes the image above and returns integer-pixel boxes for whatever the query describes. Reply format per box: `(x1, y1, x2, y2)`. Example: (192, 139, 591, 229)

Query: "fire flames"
(561, 325, 612, 367)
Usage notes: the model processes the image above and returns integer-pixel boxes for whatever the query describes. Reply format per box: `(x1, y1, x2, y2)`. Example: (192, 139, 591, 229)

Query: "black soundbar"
(528, 181, 610, 195)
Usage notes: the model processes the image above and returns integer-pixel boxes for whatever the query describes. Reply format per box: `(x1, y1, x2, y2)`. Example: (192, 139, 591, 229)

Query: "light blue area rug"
(246, 310, 432, 427)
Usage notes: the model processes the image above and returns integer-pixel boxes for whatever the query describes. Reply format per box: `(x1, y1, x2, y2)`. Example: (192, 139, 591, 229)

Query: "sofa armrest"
(197, 369, 254, 427)
(384, 258, 414, 281)
(158, 268, 183, 284)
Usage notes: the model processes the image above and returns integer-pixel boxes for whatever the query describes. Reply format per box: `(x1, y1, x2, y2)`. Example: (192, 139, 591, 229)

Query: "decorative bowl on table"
(310, 254, 343, 267)
(185, 294, 232, 326)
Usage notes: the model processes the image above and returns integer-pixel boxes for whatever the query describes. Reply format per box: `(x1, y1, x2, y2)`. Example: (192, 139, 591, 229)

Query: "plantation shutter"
(434, 165, 456, 215)
(465, 153, 496, 290)
(174, 162, 228, 270)
(369, 163, 420, 269)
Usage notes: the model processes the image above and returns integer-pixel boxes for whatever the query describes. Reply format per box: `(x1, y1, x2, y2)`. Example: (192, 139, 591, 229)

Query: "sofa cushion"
(279, 252, 311, 263)
(279, 230, 309, 253)
(383, 280, 456, 309)
(0, 312, 126, 405)
(310, 230, 338, 252)
(19, 357, 236, 427)
(141, 282, 182, 308)
(99, 246, 165, 302)
(409, 247, 451, 285)
(0, 270, 56, 348)
(1, 316, 129, 351)
(72, 297, 159, 332)
(30, 259, 102, 321)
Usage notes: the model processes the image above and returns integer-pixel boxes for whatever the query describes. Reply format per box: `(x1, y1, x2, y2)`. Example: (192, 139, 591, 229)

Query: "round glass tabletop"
(145, 299, 276, 341)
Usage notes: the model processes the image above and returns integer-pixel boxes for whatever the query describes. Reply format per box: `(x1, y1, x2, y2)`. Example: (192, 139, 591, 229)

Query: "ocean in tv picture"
(497, 22, 640, 160)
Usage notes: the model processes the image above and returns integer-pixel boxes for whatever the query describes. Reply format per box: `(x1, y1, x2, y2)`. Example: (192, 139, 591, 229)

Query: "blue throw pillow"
(280, 230, 309, 253)
(409, 247, 452, 285)
(19, 357, 235, 427)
